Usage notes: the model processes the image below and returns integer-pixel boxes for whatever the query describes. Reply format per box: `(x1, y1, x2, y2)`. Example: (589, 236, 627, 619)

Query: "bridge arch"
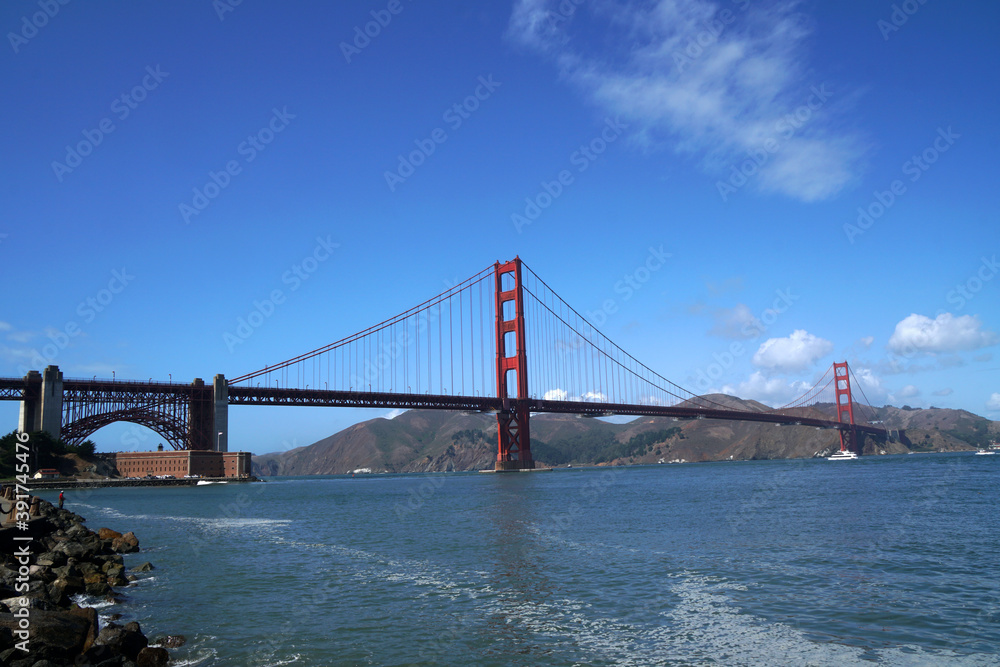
(61, 407, 189, 450)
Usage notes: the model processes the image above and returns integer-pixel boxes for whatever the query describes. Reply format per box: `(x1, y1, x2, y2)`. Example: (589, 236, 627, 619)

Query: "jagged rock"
(136, 646, 170, 666)
(65, 522, 91, 539)
(77, 560, 100, 577)
(46, 580, 71, 607)
(99, 527, 123, 540)
(121, 531, 140, 548)
(110, 537, 139, 554)
(95, 622, 148, 660)
(85, 579, 111, 596)
(131, 562, 155, 572)
(151, 634, 186, 648)
(0, 607, 96, 660)
(78, 643, 121, 665)
(108, 574, 130, 587)
(35, 551, 66, 568)
(54, 575, 85, 596)
(54, 540, 93, 560)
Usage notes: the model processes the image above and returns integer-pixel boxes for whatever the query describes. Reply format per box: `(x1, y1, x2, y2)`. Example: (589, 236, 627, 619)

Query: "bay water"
(41, 452, 1000, 665)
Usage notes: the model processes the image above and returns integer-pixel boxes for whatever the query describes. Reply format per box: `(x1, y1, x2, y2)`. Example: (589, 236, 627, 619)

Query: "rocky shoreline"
(0, 492, 181, 666)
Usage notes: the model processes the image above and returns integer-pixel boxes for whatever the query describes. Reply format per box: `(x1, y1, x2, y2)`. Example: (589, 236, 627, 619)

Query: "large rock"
(131, 562, 155, 572)
(110, 536, 139, 554)
(137, 646, 170, 666)
(65, 522, 92, 539)
(35, 551, 66, 568)
(98, 527, 123, 540)
(95, 623, 148, 660)
(0, 607, 97, 660)
(54, 540, 94, 560)
(121, 531, 140, 548)
(151, 634, 186, 648)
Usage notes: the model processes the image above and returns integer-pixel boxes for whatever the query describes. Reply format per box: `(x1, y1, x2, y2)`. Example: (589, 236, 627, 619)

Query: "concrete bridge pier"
(214, 374, 228, 452)
(17, 366, 62, 440)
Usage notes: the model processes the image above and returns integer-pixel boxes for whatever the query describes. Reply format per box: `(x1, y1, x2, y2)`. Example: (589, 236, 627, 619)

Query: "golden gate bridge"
(1, 258, 886, 468)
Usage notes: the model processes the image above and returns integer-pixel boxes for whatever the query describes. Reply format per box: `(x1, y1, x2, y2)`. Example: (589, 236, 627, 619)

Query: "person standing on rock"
(59, 491, 65, 509)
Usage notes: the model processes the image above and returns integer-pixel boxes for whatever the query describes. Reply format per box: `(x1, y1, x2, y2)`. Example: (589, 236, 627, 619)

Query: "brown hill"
(251, 398, 997, 475)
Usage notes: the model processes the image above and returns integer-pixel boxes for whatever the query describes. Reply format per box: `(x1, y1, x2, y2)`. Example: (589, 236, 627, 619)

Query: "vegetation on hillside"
(0, 430, 96, 478)
(943, 418, 994, 448)
(533, 427, 682, 465)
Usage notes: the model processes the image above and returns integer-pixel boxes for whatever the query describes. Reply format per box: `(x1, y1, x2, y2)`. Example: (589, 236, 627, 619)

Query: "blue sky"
(2, 0, 998, 455)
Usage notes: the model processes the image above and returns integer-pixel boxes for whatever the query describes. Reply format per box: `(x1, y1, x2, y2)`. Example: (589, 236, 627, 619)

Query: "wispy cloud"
(507, 0, 864, 201)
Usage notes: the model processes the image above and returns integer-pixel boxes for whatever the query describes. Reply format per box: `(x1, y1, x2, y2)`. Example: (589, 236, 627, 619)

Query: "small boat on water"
(196, 480, 227, 485)
(974, 449, 995, 456)
(827, 449, 859, 461)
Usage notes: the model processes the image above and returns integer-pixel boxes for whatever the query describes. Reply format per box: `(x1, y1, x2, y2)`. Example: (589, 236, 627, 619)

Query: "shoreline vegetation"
(0, 492, 183, 665)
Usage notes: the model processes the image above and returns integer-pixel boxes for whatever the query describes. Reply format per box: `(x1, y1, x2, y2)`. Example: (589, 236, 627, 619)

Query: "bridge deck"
(0, 377, 885, 437)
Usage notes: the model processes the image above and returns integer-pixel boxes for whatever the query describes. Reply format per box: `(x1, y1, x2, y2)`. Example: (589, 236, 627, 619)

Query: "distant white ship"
(827, 450, 859, 461)
(974, 449, 995, 456)
(351, 468, 372, 474)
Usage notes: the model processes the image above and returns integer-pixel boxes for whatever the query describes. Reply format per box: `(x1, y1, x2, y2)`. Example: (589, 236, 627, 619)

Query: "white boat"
(975, 449, 995, 456)
(827, 449, 859, 461)
(196, 480, 227, 485)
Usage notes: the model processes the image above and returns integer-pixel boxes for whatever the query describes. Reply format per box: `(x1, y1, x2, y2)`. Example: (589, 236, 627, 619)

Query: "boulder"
(110, 537, 139, 554)
(54, 540, 93, 560)
(121, 531, 140, 548)
(95, 623, 148, 661)
(77, 560, 100, 577)
(0, 607, 96, 660)
(46, 580, 71, 607)
(65, 522, 91, 539)
(35, 551, 66, 568)
(98, 527, 123, 540)
(78, 643, 121, 665)
(136, 646, 170, 667)
(107, 574, 130, 587)
(85, 579, 111, 596)
(131, 562, 155, 572)
(151, 634, 187, 648)
(66, 605, 99, 652)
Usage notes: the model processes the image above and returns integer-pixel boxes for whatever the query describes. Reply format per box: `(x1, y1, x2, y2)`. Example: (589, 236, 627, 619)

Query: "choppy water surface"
(45, 452, 1000, 665)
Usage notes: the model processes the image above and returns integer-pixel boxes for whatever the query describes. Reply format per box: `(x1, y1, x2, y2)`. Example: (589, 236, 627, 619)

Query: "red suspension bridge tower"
(494, 258, 534, 470)
(833, 361, 858, 454)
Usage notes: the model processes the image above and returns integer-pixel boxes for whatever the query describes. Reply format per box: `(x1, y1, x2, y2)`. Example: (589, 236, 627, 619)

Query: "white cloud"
(859, 336, 874, 348)
(888, 313, 998, 355)
(851, 367, 887, 402)
(752, 329, 833, 372)
(987, 393, 1000, 412)
(383, 409, 405, 420)
(932, 388, 953, 397)
(897, 384, 920, 399)
(0, 321, 10, 331)
(507, 0, 863, 202)
(709, 304, 760, 339)
(543, 388, 609, 402)
(720, 371, 811, 407)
